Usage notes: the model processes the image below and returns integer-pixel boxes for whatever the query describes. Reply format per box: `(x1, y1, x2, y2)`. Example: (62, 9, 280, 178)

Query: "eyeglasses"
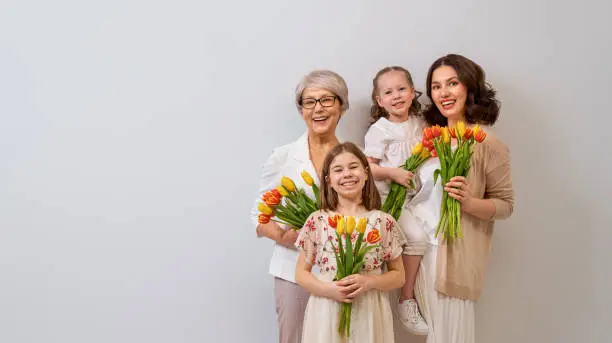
(300, 96, 337, 109)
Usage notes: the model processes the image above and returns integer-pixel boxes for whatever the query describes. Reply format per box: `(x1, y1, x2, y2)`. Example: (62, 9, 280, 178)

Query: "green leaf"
(356, 244, 379, 260)
(345, 234, 353, 277)
(336, 232, 345, 267)
(312, 184, 320, 207)
(433, 168, 441, 185)
(352, 232, 364, 262)
(329, 240, 344, 278)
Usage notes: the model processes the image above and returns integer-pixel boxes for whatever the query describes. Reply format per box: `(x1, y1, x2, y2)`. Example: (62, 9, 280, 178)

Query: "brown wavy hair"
(320, 142, 381, 211)
(370, 66, 422, 125)
(423, 54, 500, 126)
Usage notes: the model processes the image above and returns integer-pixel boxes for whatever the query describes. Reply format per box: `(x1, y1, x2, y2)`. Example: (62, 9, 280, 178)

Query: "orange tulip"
(262, 192, 281, 206)
(432, 125, 441, 138)
(463, 128, 473, 139)
(423, 127, 433, 140)
(366, 229, 381, 244)
(270, 189, 282, 199)
(328, 214, 340, 228)
(449, 127, 457, 138)
(258, 214, 271, 224)
(475, 130, 487, 143)
(431, 149, 438, 157)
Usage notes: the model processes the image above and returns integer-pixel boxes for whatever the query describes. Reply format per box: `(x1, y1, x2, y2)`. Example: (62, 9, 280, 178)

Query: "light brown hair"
(370, 66, 422, 124)
(319, 142, 381, 211)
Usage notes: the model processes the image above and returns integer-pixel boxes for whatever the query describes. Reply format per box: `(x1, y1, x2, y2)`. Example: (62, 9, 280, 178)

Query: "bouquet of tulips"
(381, 140, 433, 221)
(257, 171, 319, 230)
(429, 121, 487, 239)
(327, 214, 381, 338)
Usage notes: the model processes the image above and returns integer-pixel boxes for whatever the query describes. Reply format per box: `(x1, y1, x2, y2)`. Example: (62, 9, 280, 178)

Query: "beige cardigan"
(436, 131, 514, 301)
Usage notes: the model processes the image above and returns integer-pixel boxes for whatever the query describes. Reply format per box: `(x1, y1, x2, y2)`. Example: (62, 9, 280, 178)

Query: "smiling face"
(375, 70, 415, 121)
(327, 151, 368, 202)
(299, 87, 342, 136)
(430, 65, 468, 122)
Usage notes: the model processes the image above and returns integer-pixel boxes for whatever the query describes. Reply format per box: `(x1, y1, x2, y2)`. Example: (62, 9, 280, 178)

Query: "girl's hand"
(444, 176, 474, 211)
(337, 274, 374, 299)
(390, 168, 413, 188)
(324, 282, 353, 303)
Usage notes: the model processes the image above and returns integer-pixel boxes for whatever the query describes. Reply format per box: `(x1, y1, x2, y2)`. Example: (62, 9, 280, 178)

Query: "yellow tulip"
(419, 148, 431, 159)
(280, 177, 296, 192)
(346, 216, 356, 235)
(258, 203, 273, 216)
(441, 127, 450, 143)
(411, 142, 423, 155)
(276, 186, 289, 196)
(472, 124, 481, 135)
(356, 217, 367, 234)
(336, 216, 345, 235)
(456, 121, 466, 138)
(300, 171, 314, 186)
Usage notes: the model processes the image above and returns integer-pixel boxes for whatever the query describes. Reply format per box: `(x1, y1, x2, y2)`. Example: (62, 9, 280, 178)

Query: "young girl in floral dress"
(294, 142, 407, 343)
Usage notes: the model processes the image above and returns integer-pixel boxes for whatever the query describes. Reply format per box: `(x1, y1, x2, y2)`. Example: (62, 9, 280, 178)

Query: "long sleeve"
(484, 138, 514, 220)
(249, 146, 290, 231)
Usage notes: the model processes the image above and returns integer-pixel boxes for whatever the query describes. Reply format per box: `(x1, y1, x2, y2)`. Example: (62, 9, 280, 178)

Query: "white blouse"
(403, 157, 444, 245)
(249, 132, 321, 283)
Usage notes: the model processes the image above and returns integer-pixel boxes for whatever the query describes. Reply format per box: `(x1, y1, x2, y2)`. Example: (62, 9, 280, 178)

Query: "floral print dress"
(295, 210, 407, 343)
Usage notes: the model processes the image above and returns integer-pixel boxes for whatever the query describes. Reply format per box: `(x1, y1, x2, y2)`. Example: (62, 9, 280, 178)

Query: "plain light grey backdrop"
(1, 0, 610, 342)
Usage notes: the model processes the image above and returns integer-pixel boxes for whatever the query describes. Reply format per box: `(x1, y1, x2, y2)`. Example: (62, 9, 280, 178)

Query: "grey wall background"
(1, 0, 610, 342)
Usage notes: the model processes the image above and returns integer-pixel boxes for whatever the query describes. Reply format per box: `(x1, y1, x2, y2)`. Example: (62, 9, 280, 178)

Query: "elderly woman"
(250, 70, 349, 343)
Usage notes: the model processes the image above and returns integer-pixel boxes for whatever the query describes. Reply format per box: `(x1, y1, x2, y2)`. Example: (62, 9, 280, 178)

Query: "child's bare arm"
(337, 256, 405, 298)
(367, 157, 414, 188)
(295, 252, 352, 303)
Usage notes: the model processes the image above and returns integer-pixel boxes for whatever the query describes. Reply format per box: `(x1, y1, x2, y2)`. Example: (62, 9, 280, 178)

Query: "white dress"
(364, 116, 429, 255)
(296, 210, 407, 343)
(363, 116, 425, 201)
(407, 158, 476, 343)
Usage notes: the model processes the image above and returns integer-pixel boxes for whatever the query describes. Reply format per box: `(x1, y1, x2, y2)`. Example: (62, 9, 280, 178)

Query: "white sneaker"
(398, 299, 428, 335)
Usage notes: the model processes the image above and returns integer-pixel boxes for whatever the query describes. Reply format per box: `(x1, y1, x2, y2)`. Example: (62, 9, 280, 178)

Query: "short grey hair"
(295, 70, 349, 112)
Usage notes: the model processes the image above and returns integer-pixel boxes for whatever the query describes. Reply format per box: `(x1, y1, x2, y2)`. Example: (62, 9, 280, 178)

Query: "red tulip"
(270, 189, 282, 199)
(258, 214, 271, 224)
(432, 125, 441, 138)
(328, 214, 341, 228)
(366, 229, 381, 244)
(475, 130, 487, 143)
(463, 128, 473, 139)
